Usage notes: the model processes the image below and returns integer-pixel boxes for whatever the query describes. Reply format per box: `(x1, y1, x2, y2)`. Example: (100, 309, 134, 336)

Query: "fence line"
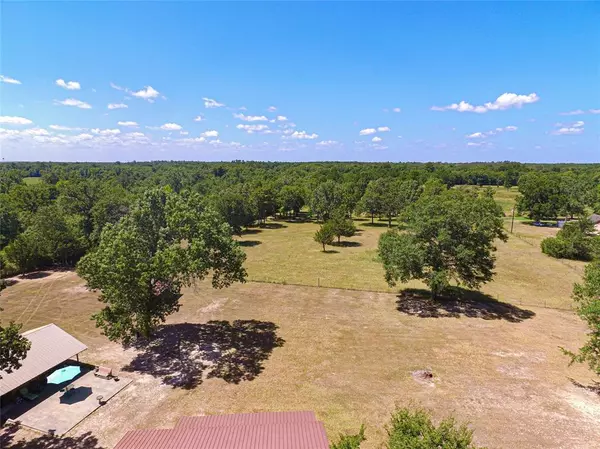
(246, 277, 575, 312)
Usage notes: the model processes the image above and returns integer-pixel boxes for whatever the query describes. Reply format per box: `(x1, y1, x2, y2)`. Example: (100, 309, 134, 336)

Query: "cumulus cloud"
(159, 123, 182, 131)
(91, 128, 121, 135)
(131, 86, 160, 101)
(465, 125, 518, 139)
(561, 108, 600, 115)
(359, 128, 377, 136)
(193, 115, 204, 122)
(277, 116, 288, 121)
(236, 124, 269, 134)
(0, 75, 22, 85)
(118, 121, 138, 127)
(233, 113, 268, 122)
(372, 136, 382, 142)
(287, 130, 319, 140)
(392, 108, 401, 113)
(201, 130, 219, 137)
(110, 82, 127, 91)
(0, 116, 33, 125)
(316, 140, 340, 147)
(590, 109, 600, 114)
(108, 103, 128, 109)
(552, 120, 584, 135)
(49, 125, 85, 131)
(55, 79, 81, 90)
(432, 92, 539, 113)
(55, 98, 92, 109)
(267, 106, 277, 112)
(377, 126, 390, 132)
(467, 142, 482, 147)
(203, 97, 225, 108)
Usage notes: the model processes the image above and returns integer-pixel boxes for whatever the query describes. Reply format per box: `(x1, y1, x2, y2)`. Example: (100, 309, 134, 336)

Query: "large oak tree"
(77, 188, 247, 343)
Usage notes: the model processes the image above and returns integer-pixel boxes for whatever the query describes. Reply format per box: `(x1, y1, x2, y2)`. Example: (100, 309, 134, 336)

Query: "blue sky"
(1, 1, 598, 163)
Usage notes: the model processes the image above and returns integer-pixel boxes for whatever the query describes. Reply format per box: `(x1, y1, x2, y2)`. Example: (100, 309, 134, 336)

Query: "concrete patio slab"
(9, 371, 131, 436)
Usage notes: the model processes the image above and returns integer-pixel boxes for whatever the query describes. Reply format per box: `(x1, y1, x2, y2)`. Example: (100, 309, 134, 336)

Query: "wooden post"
(510, 207, 515, 234)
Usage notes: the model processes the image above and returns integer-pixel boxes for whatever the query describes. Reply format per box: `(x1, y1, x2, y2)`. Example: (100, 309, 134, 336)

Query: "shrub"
(386, 406, 485, 449)
(541, 220, 598, 261)
(330, 425, 366, 449)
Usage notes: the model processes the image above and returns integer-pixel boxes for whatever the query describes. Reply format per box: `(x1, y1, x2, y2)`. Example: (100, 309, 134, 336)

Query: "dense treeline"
(1, 161, 599, 276)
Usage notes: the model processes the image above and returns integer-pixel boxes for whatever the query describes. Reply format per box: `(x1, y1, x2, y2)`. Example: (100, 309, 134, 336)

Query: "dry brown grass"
(1, 272, 599, 449)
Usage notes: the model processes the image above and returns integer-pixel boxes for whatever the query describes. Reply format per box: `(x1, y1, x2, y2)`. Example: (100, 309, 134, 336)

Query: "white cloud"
(359, 128, 377, 136)
(91, 128, 121, 135)
(117, 121, 138, 127)
(127, 132, 146, 138)
(131, 86, 160, 101)
(23, 128, 50, 136)
(108, 103, 128, 109)
(203, 97, 225, 108)
(504, 125, 518, 131)
(377, 126, 390, 132)
(0, 116, 33, 125)
(56, 98, 92, 109)
(0, 75, 21, 85)
(55, 79, 81, 90)
(49, 125, 85, 131)
(180, 131, 189, 135)
(287, 130, 319, 140)
(467, 142, 482, 147)
(110, 82, 126, 91)
(432, 92, 539, 113)
(277, 116, 288, 121)
(236, 124, 269, 134)
(316, 140, 340, 147)
(159, 123, 182, 131)
(466, 132, 485, 139)
(267, 106, 277, 112)
(553, 127, 584, 135)
(560, 109, 585, 116)
(201, 130, 219, 137)
(392, 108, 401, 113)
(193, 115, 204, 122)
(573, 121, 585, 128)
(372, 136, 382, 142)
(233, 113, 268, 122)
(590, 109, 600, 114)
(209, 139, 222, 145)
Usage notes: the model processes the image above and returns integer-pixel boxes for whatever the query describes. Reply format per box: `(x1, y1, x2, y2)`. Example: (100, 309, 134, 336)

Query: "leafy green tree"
(6, 183, 58, 225)
(386, 406, 485, 449)
(57, 179, 102, 239)
(3, 230, 44, 273)
(314, 221, 335, 251)
(378, 189, 506, 298)
(310, 181, 345, 221)
(330, 425, 366, 449)
(516, 172, 564, 221)
(251, 184, 278, 224)
(278, 185, 305, 217)
(32, 205, 87, 265)
(541, 219, 599, 261)
(563, 261, 600, 375)
(0, 198, 21, 249)
(0, 282, 31, 379)
(329, 212, 357, 243)
(0, 321, 31, 378)
(90, 184, 132, 245)
(77, 188, 247, 343)
(212, 188, 256, 235)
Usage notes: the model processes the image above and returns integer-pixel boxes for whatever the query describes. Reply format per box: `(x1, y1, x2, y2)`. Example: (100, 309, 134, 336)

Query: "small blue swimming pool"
(47, 365, 81, 385)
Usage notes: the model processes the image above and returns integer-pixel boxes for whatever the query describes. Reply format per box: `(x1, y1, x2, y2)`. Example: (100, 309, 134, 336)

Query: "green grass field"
(238, 199, 585, 309)
(22, 177, 42, 185)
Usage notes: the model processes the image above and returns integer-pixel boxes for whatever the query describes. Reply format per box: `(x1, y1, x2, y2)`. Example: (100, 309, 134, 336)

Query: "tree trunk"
(388, 216, 392, 227)
(322, 243, 326, 252)
(337, 235, 341, 243)
(371, 212, 374, 224)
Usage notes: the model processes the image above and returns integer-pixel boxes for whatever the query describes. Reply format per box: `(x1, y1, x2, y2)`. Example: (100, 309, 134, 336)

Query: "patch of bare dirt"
(411, 369, 435, 387)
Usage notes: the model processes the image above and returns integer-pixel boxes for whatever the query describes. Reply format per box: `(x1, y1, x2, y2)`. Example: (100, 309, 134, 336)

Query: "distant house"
(590, 213, 600, 234)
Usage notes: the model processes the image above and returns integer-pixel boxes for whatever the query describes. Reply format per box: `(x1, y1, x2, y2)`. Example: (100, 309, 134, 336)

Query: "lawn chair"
(94, 366, 113, 379)
(19, 387, 39, 401)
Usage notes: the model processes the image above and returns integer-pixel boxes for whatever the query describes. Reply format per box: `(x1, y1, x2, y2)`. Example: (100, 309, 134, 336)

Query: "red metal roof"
(176, 411, 317, 429)
(114, 422, 329, 449)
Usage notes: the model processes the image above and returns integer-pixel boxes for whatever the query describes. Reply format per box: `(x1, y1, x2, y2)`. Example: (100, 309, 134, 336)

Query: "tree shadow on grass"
(0, 422, 104, 448)
(396, 288, 535, 323)
(241, 228, 262, 235)
(569, 378, 600, 397)
(2, 278, 19, 287)
(259, 223, 287, 229)
(322, 249, 339, 254)
(363, 222, 392, 228)
(122, 321, 285, 389)
(331, 241, 362, 248)
(238, 240, 262, 247)
(19, 271, 52, 280)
